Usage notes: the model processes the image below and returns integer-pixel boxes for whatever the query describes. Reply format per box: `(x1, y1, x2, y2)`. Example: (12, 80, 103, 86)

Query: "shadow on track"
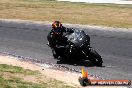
(56, 59, 105, 67)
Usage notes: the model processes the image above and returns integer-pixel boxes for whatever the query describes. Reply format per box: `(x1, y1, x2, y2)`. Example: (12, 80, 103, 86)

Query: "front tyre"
(89, 49, 103, 66)
(92, 57, 103, 66)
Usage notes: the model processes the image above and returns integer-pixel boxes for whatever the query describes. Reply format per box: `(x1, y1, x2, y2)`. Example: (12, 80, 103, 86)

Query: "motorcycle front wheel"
(89, 49, 103, 66)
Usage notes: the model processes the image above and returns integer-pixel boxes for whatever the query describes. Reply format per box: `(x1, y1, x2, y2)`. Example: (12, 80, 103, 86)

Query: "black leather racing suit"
(47, 26, 73, 58)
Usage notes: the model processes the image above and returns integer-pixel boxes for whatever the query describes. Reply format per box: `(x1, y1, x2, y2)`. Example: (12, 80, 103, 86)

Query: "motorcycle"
(48, 29, 103, 66)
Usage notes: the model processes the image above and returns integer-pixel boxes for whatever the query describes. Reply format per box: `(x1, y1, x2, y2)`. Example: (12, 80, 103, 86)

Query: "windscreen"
(67, 29, 87, 47)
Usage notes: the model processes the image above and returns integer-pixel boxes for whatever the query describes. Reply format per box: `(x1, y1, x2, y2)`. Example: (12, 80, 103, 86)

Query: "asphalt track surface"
(0, 21, 132, 83)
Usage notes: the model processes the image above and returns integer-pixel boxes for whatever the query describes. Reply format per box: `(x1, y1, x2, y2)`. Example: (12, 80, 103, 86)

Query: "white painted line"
(57, 0, 132, 4)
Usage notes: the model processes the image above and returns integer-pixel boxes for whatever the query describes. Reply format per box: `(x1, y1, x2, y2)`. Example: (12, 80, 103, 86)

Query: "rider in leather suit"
(47, 21, 73, 58)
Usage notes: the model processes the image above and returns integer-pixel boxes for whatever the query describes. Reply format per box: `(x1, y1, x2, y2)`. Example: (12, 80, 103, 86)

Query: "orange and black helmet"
(52, 21, 62, 29)
(52, 21, 63, 35)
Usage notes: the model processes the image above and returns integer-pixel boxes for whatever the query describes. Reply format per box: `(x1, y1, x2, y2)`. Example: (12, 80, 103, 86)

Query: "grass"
(0, 64, 75, 88)
(0, 64, 39, 75)
(0, 0, 132, 28)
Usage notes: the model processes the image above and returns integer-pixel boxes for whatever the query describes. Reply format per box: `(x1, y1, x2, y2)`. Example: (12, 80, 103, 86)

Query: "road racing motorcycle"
(48, 29, 103, 66)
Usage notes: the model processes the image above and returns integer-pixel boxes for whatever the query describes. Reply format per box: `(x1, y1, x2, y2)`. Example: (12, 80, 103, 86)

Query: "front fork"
(81, 46, 91, 59)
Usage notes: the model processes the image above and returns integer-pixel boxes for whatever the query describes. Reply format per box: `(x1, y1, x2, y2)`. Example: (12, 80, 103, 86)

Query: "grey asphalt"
(0, 21, 132, 83)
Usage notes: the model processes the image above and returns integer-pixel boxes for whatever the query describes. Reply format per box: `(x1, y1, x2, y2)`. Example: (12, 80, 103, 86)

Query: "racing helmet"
(52, 21, 63, 35)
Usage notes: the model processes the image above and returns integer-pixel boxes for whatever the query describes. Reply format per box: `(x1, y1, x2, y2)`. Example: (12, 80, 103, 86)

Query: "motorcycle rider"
(47, 21, 73, 59)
